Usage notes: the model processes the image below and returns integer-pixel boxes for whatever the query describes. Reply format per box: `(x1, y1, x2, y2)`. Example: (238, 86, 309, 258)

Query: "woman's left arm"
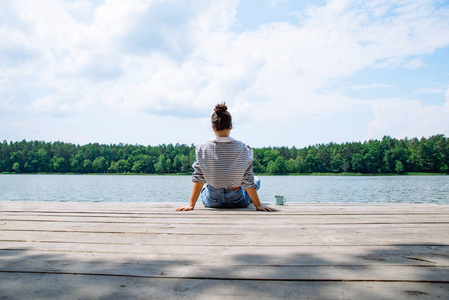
(245, 188, 276, 212)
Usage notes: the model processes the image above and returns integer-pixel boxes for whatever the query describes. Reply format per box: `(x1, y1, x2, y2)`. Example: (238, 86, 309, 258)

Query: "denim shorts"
(201, 177, 260, 208)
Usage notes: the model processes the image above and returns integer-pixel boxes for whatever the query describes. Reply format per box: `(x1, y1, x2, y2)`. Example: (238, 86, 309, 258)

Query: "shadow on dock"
(1, 243, 448, 299)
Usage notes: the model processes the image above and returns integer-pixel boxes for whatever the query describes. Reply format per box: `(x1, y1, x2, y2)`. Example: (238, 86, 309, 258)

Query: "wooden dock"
(1, 201, 448, 299)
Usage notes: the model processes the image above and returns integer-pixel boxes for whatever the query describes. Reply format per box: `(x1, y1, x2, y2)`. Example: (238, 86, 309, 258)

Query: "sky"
(1, 0, 449, 148)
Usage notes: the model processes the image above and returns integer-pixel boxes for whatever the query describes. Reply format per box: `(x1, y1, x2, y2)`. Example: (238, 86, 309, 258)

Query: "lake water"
(1, 174, 448, 204)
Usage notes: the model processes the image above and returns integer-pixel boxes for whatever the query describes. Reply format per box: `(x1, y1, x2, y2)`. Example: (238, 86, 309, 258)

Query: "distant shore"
(1, 172, 447, 176)
(2, 135, 448, 175)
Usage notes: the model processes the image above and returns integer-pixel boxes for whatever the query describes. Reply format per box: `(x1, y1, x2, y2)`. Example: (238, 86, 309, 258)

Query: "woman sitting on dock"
(176, 103, 275, 212)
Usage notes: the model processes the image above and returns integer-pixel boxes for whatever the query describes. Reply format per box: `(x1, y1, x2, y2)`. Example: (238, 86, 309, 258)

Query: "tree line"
(1, 134, 448, 175)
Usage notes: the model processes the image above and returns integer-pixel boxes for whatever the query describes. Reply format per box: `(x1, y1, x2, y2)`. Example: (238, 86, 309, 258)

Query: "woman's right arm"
(176, 181, 204, 211)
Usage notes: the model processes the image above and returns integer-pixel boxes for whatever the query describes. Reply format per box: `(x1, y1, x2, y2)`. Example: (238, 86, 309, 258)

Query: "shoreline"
(1, 172, 447, 176)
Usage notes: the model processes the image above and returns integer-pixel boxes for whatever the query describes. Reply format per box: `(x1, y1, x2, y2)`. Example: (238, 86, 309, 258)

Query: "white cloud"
(62, 0, 96, 24)
(367, 97, 449, 140)
(267, 0, 290, 9)
(414, 87, 445, 95)
(403, 58, 426, 69)
(1, 0, 449, 145)
(32, 95, 73, 115)
(349, 84, 391, 91)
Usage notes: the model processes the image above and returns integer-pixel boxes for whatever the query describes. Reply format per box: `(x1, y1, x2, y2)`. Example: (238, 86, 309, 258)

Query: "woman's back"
(193, 136, 255, 189)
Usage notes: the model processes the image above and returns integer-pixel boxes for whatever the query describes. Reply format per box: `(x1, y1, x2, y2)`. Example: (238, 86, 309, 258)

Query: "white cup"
(275, 195, 286, 205)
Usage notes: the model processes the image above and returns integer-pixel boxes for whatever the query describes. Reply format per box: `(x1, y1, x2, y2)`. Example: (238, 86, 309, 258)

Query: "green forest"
(1, 134, 448, 175)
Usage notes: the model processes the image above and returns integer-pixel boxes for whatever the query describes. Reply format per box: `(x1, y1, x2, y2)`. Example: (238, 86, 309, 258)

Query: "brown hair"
(211, 103, 232, 131)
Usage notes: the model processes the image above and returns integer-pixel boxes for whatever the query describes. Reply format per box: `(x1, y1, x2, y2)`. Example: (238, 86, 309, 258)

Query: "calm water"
(0, 174, 448, 204)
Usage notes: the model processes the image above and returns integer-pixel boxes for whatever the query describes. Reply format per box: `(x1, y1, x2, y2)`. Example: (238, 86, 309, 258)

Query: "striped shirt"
(192, 137, 257, 189)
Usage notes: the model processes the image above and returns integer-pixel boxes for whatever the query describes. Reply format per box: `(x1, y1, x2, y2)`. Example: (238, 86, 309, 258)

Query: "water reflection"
(0, 174, 448, 204)
(260, 175, 449, 204)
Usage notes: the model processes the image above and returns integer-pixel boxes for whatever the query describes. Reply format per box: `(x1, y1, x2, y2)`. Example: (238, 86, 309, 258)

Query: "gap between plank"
(1, 270, 449, 284)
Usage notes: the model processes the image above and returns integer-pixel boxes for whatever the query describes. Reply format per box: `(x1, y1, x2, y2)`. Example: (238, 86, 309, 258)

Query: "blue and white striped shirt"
(192, 137, 257, 189)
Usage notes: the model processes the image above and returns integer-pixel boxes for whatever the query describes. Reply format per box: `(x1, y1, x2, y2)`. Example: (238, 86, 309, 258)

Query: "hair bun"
(214, 103, 228, 114)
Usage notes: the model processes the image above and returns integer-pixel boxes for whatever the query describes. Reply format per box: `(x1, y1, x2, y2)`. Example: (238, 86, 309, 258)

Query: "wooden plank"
(2, 214, 449, 224)
(1, 208, 446, 215)
(0, 225, 449, 245)
(2, 242, 447, 258)
(2, 201, 449, 213)
(1, 272, 448, 300)
(0, 232, 446, 248)
(1, 246, 448, 266)
(1, 253, 449, 281)
(2, 221, 449, 234)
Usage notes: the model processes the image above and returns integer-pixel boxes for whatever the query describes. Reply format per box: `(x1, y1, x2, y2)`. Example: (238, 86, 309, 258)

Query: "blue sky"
(1, 0, 449, 148)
